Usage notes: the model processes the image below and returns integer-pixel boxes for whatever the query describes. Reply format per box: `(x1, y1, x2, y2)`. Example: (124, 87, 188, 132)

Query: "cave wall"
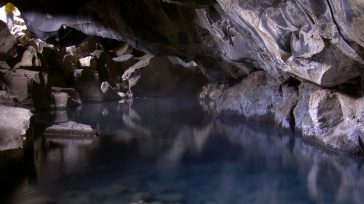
(2, 0, 364, 153)
(7, 0, 364, 85)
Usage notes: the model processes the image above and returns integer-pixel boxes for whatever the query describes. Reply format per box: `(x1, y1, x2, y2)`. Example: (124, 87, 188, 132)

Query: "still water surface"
(1, 98, 364, 204)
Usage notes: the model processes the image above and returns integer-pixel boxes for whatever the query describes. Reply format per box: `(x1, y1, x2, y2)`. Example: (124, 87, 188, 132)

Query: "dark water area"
(1, 98, 364, 204)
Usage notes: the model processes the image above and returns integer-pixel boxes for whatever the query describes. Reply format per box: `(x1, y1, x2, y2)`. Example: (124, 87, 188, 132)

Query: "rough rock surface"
(214, 71, 298, 129)
(0, 105, 32, 151)
(3, 0, 364, 153)
(44, 121, 97, 138)
(0, 21, 16, 58)
(0, 20, 205, 108)
(11, 0, 364, 86)
(207, 71, 364, 154)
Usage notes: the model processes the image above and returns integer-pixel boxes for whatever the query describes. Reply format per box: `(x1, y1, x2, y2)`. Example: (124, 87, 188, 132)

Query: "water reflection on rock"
(2, 98, 364, 204)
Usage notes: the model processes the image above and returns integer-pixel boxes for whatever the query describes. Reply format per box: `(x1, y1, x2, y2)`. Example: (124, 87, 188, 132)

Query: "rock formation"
(1, 0, 364, 153)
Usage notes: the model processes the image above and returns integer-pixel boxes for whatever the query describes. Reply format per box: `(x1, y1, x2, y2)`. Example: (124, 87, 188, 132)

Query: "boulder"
(0, 105, 32, 151)
(302, 90, 364, 153)
(14, 46, 42, 68)
(44, 121, 97, 138)
(79, 56, 96, 68)
(215, 71, 299, 128)
(1, 69, 41, 102)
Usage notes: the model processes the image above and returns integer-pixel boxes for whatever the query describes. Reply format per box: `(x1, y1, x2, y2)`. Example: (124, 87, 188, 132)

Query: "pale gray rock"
(79, 56, 96, 68)
(200, 83, 227, 101)
(215, 71, 298, 128)
(44, 121, 97, 138)
(1, 69, 41, 102)
(112, 54, 134, 63)
(216, 71, 273, 118)
(211, 71, 364, 153)
(0, 21, 16, 58)
(293, 82, 319, 133)
(52, 92, 69, 109)
(308, 90, 344, 136)
(14, 46, 42, 68)
(303, 90, 364, 153)
(0, 105, 32, 151)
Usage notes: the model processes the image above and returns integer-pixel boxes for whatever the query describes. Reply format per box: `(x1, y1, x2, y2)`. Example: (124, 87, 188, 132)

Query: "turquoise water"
(1, 98, 364, 204)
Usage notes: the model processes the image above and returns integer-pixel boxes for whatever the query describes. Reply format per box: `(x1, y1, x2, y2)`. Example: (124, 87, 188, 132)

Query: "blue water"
(1, 98, 364, 204)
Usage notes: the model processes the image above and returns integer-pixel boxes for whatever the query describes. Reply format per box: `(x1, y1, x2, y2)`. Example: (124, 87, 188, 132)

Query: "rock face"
(210, 71, 298, 129)
(0, 18, 205, 109)
(0, 21, 16, 59)
(205, 71, 364, 154)
(13, 0, 364, 85)
(3, 0, 364, 153)
(0, 105, 32, 151)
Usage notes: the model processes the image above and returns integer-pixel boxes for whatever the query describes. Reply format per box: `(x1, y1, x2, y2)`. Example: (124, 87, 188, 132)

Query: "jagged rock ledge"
(201, 71, 364, 154)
